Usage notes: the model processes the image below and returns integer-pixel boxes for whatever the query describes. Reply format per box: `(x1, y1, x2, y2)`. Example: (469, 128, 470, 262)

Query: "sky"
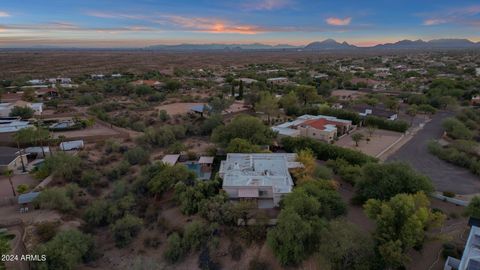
(0, 0, 479, 47)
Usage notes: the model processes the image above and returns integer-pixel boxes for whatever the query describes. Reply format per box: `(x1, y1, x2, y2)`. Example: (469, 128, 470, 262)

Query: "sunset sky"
(0, 0, 479, 47)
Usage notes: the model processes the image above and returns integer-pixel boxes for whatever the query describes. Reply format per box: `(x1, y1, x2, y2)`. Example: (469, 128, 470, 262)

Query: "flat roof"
(220, 153, 301, 194)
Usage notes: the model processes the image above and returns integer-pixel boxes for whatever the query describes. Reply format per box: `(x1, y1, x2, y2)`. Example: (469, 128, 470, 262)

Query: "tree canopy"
(211, 115, 276, 146)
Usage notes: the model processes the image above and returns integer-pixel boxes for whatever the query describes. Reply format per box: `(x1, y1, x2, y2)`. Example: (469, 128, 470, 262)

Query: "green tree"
(34, 186, 75, 213)
(34, 229, 94, 270)
(39, 152, 82, 181)
(111, 214, 143, 247)
(364, 192, 445, 269)
(317, 219, 374, 270)
(211, 115, 276, 146)
(465, 196, 480, 219)
(355, 163, 433, 202)
(147, 164, 196, 197)
(226, 138, 263, 153)
(124, 147, 150, 165)
(163, 233, 185, 263)
(267, 208, 315, 265)
(406, 105, 418, 125)
(295, 85, 318, 105)
(442, 118, 473, 140)
(255, 91, 278, 124)
(9, 106, 34, 119)
(351, 133, 364, 147)
(279, 91, 300, 115)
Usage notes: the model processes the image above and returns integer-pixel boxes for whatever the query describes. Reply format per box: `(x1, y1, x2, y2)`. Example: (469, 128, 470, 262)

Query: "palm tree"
(4, 169, 16, 196)
(352, 133, 364, 147)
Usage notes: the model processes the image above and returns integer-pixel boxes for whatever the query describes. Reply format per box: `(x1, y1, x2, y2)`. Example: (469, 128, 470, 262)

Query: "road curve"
(387, 111, 480, 195)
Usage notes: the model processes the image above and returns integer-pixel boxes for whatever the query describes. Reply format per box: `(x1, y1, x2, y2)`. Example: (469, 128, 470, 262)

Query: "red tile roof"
(302, 118, 347, 130)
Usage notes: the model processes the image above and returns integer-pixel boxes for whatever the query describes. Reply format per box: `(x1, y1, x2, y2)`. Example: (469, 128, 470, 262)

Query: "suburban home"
(161, 154, 180, 166)
(444, 225, 480, 270)
(36, 88, 58, 99)
(0, 146, 28, 173)
(59, 140, 84, 151)
(131, 80, 165, 89)
(236, 78, 258, 85)
(349, 104, 398, 121)
(91, 74, 105, 80)
(272, 115, 355, 142)
(331, 89, 367, 101)
(0, 100, 43, 117)
(219, 153, 303, 208)
(47, 77, 72, 84)
(111, 73, 122, 78)
(0, 118, 32, 143)
(266, 77, 289, 85)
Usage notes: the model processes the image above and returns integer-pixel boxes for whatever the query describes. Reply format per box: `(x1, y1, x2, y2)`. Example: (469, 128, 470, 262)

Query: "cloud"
(422, 5, 480, 26)
(0, 11, 10, 17)
(0, 22, 156, 33)
(423, 19, 447, 26)
(242, 0, 293, 10)
(155, 15, 262, 34)
(326, 17, 352, 26)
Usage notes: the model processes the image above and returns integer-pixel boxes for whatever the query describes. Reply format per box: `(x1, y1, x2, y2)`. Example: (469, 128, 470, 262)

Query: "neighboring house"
(131, 80, 164, 89)
(91, 74, 105, 80)
(111, 73, 122, 78)
(190, 104, 211, 115)
(25, 146, 50, 158)
(266, 77, 289, 85)
(349, 104, 398, 121)
(49, 120, 76, 130)
(36, 88, 58, 99)
(0, 146, 28, 173)
(236, 78, 258, 85)
(0, 119, 32, 143)
(272, 114, 355, 142)
(59, 140, 84, 151)
(161, 154, 180, 166)
(219, 153, 303, 208)
(47, 77, 72, 84)
(444, 225, 480, 270)
(0, 100, 43, 117)
(331, 89, 367, 101)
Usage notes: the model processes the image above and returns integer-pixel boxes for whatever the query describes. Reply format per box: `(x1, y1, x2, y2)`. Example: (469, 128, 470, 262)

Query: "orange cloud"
(158, 15, 262, 34)
(326, 17, 352, 26)
(423, 19, 447, 26)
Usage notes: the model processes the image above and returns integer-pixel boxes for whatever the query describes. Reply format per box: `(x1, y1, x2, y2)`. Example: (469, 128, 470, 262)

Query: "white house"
(444, 225, 480, 270)
(0, 101, 43, 117)
(59, 140, 84, 151)
(266, 77, 289, 85)
(219, 153, 303, 208)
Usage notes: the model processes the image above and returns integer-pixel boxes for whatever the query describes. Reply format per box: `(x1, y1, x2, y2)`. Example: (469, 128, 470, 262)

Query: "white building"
(266, 77, 289, 85)
(444, 225, 480, 270)
(0, 101, 43, 117)
(219, 153, 303, 208)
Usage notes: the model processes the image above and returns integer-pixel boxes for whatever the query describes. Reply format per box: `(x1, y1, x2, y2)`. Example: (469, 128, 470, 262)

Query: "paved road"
(387, 111, 480, 195)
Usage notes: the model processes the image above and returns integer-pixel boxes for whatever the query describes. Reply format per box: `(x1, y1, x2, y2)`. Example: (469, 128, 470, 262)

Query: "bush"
(9, 106, 34, 119)
(248, 257, 270, 270)
(364, 116, 409, 133)
(34, 229, 94, 270)
(124, 147, 149, 165)
(282, 137, 376, 166)
(163, 233, 185, 263)
(35, 221, 59, 242)
(228, 242, 243, 261)
(111, 214, 143, 247)
(442, 191, 455, 198)
(34, 187, 75, 213)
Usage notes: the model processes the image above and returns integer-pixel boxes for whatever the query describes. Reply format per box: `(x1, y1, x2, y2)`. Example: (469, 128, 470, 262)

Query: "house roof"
(220, 153, 302, 195)
(302, 118, 347, 132)
(59, 140, 84, 150)
(198, 156, 214, 164)
(18, 192, 41, 204)
(162, 154, 180, 166)
(190, 104, 211, 113)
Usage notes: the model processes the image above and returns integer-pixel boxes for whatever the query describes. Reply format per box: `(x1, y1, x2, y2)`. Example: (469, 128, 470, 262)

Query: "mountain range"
(145, 38, 480, 51)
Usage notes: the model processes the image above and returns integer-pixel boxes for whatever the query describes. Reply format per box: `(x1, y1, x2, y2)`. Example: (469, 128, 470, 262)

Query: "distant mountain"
(146, 43, 300, 51)
(304, 39, 357, 50)
(374, 38, 480, 50)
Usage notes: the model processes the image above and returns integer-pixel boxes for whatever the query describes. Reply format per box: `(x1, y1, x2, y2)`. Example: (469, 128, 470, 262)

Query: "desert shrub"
(364, 116, 409, 132)
(163, 233, 185, 263)
(35, 221, 59, 242)
(124, 147, 150, 165)
(111, 214, 143, 248)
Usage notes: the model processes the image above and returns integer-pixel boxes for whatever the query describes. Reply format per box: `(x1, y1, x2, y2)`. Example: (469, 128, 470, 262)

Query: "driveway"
(387, 111, 480, 195)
